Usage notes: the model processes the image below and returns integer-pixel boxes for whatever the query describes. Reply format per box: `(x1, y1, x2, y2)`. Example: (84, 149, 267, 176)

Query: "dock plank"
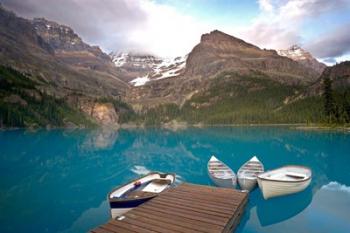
(144, 200, 232, 218)
(150, 197, 235, 215)
(126, 212, 203, 233)
(137, 203, 230, 225)
(128, 210, 222, 233)
(163, 190, 242, 207)
(91, 183, 248, 233)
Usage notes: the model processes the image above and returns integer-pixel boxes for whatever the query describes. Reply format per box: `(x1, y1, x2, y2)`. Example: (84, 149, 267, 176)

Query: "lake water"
(0, 127, 349, 233)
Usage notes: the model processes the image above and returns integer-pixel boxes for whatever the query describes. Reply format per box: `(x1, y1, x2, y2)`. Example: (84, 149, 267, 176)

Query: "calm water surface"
(0, 127, 349, 233)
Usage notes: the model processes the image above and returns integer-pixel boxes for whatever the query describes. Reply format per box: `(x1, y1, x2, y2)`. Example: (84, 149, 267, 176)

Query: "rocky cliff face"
(91, 103, 118, 125)
(277, 45, 326, 75)
(32, 18, 92, 52)
(80, 102, 119, 126)
(32, 18, 123, 77)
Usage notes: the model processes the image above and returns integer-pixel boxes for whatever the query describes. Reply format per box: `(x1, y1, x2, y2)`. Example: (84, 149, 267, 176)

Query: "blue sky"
(2, 0, 350, 63)
(155, 0, 260, 26)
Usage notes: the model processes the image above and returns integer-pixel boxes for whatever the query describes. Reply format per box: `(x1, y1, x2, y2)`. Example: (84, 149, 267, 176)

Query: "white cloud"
(258, 0, 274, 12)
(238, 0, 349, 52)
(321, 54, 350, 66)
(128, 1, 211, 57)
(306, 23, 350, 60)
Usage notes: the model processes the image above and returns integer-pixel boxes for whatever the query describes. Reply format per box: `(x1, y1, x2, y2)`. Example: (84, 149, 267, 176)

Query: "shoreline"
(120, 122, 350, 132)
(292, 125, 350, 132)
(2, 123, 350, 132)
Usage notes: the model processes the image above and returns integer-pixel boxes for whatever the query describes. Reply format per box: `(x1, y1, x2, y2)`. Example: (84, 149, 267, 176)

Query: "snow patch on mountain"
(112, 52, 128, 67)
(130, 75, 150, 87)
(152, 56, 187, 80)
(110, 52, 187, 86)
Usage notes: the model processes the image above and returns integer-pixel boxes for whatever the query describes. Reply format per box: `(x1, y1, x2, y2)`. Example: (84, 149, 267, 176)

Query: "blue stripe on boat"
(109, 197, 154, 208)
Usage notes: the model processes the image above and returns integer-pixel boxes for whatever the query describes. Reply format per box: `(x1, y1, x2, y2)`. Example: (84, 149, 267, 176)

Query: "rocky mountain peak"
(201, 30, 232, 42)
(277, 45, 326, 74)
(278, 44, 313, 61)
(32, 18, 87, 51)
(31, 17, 113, 70)
(289, 44, 302, 51)
(0, 6, 54, 55)
(200, 30, 258, 50)
(183, 30, 320, 83)
(0, 5, 127, 104)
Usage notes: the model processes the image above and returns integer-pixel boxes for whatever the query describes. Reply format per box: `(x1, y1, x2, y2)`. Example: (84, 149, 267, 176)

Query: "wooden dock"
(91, 183, 248, 233)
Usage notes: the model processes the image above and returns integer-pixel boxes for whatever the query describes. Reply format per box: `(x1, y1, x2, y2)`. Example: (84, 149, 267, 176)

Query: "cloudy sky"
(1, 0, 350, 64)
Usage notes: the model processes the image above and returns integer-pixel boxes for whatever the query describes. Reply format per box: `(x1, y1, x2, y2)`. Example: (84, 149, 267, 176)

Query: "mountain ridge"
(0, 6, 128, 98)
(0, 6, 131, 127)
(1, 5, 349, 127)
(125, 30, 321, 110)
(184, 30, 319, 82)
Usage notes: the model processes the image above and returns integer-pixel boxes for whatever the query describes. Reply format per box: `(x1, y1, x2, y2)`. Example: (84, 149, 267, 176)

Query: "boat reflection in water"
(256, 185, 313, 226)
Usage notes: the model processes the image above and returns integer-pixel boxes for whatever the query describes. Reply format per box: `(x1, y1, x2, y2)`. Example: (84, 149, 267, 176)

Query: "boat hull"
(237, 156, 264, 191)
(209, 174, 236, 188)
(257, 178, 311, 199)
(238, 177, 257, 191)
(108, 172, 175, 218)
(109, 196, 154, 218)
(207, 155, 237, 188)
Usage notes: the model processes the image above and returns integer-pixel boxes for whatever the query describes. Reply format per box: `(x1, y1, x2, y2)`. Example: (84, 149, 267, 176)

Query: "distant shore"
(292, 125, 350, 132)
(119, 122, 350, 132)
(2, 122, 350, 132)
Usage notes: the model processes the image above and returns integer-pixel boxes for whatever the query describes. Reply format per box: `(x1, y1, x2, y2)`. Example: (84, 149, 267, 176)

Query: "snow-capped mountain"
(277, 45, 326, 74)
(277, 45, 313, 61)
(110, 52, 187, 86)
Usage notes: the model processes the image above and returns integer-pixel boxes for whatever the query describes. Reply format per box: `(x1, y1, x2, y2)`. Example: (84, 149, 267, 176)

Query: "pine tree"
(343, 91, 350, 123)
(323, 77, 335, 123)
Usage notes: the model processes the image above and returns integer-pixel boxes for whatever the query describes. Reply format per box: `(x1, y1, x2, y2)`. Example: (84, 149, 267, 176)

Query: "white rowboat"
(257, 165, 312, 199)
(237, 156, 264, 191)
(108, 172, 175, 218)
(208, 155, 237, 188)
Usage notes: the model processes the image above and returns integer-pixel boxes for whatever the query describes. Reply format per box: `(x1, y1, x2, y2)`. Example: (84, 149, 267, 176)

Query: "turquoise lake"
(0, 127, 350, 233)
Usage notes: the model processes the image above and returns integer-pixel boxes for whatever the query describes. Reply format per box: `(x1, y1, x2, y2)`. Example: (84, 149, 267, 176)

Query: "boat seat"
(125, 191, 155, 200)
(285, 172, 306, 179)
(142, 179, 171, 193)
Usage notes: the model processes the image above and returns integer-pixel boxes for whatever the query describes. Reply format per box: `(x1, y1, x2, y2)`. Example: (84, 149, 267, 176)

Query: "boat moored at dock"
(257, 165, 312, 199)
(108, 172, 175, 218)
(208, 155, 237, 188)
(238, 156, 264, 191)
